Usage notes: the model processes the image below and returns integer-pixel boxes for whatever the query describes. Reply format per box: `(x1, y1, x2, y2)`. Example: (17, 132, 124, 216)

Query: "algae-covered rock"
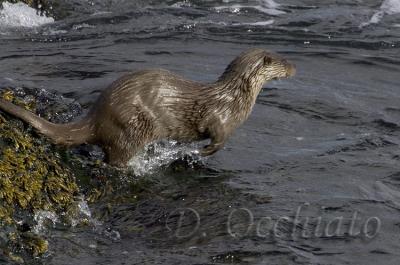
(0, 89, 79, 260)
(0, 90, 79, 224)
(0, 87, 147, 263)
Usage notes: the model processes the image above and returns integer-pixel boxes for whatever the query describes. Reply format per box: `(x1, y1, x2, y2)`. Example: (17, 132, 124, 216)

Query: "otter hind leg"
(104, 126, 156, 167)
(102, 130, 139, 167)
(100, 108, 158, 167)
(104, 143, 139, 168)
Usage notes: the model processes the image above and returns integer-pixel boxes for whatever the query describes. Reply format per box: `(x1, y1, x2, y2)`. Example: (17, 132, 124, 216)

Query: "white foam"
(381, 0, 400, 14)
(214, 0, 285, 16)
(215, 5, 285, 15)
(72, 23, 95, 30)
(171, 1, 193, 8)
(69, 198, 93, 227)
(77, 198, 92, 218)
(233, 19, 275, 26)
(0, 2, 54, 28)
(33, 210, 59, 235)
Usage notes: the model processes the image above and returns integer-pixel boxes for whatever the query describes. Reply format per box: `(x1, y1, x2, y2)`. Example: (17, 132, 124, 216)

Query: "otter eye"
(263, 56, 272, 65)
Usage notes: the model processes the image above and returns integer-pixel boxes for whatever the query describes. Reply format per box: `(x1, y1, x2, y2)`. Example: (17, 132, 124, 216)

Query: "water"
(0, 0, 400, 264)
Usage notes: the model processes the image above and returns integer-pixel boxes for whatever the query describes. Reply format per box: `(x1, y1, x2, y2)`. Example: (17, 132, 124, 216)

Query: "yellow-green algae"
(0, 90, 79, 260)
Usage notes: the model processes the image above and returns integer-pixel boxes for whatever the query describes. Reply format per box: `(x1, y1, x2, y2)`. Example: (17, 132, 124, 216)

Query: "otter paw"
(200, 145, 219, 156)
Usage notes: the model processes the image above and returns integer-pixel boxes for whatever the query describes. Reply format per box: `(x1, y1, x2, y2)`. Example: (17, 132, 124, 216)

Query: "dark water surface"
(1, 0, 400, 264)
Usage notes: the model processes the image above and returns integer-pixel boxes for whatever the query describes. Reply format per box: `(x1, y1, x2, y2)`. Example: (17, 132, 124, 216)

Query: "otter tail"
(0, 98, 94, 146)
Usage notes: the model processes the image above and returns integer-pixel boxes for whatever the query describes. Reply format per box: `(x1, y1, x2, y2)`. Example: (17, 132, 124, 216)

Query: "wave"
(361, 0, 400, 27)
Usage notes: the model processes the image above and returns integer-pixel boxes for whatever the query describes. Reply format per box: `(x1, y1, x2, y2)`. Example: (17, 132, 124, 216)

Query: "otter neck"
(213, 71, 265, 124)
(217, 69, 265, 97)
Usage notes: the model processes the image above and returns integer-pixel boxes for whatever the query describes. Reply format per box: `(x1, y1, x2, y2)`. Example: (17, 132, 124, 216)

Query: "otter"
(0, 48, 295, 167)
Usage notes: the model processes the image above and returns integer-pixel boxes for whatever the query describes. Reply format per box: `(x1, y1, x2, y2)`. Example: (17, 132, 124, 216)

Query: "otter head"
(261, 51, 296, 81)
(218, 48, 296, 92)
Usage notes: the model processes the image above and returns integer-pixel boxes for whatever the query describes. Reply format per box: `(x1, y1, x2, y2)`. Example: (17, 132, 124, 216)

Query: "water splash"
(69, 198, 93, 227)
(33, 197, 94, 235)
(361, 0, 400, 27)
(33, 211, 59, 235)
(128, 140, 203, 176)
(381, 0, 400, 14)
(0, 2, 54, 28)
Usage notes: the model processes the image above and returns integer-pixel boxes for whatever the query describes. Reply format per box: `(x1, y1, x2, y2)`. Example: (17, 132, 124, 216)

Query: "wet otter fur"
(0, 48, 296, 167)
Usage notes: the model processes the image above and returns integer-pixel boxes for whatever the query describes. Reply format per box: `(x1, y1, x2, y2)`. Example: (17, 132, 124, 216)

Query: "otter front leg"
(201, 123, 227, 156)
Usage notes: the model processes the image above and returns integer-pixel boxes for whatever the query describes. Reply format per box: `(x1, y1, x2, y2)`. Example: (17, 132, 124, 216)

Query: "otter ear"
(263, 56, 272, 65)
